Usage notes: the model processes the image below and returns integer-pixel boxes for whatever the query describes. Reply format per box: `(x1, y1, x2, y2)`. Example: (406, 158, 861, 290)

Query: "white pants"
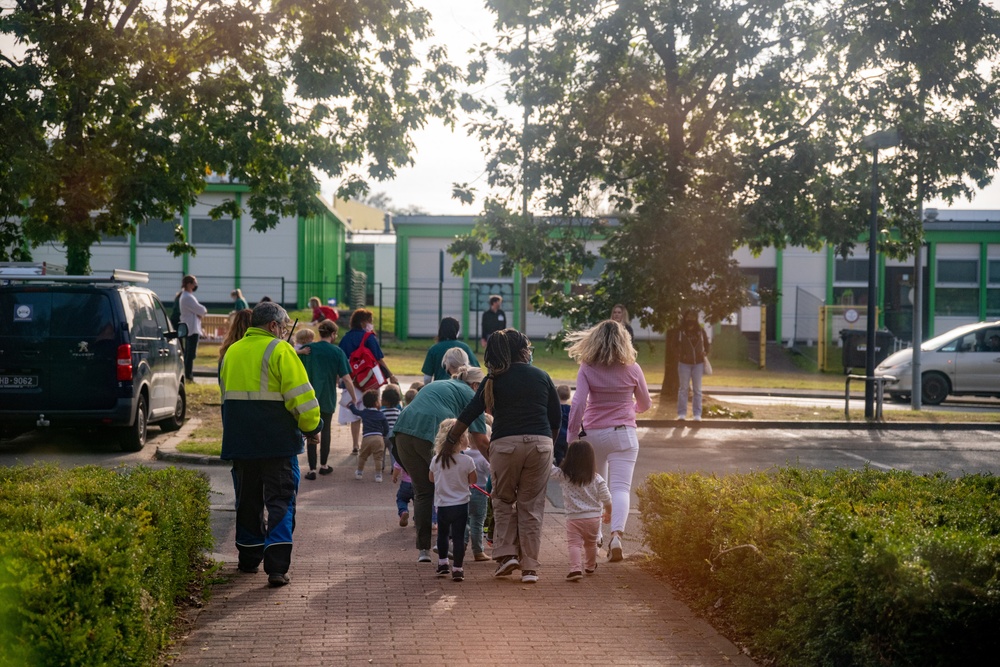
(585, 425, 639, 536)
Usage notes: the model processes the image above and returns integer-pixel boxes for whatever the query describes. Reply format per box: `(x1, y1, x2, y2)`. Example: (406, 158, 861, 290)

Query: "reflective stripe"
(222, 390, 285, 402)
(283, 383, 313, 402)
(260, 338, 281, 391)
(292, 397, 320, 415)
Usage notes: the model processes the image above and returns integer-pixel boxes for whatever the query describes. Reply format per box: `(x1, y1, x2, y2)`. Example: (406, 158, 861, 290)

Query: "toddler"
(392, 460, 414, 526)
(429, 418, 477, 582)
(554, 384, 571, 465)
(381, 385, 402, 473)
(293, 327, 315, 351)
(347, 389, 389, 482)
(550, 439, 611, 581)
(464, 441, 491, 561)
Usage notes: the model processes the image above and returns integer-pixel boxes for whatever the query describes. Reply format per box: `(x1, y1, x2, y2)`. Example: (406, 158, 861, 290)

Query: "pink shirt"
(567, 362, 651, 436)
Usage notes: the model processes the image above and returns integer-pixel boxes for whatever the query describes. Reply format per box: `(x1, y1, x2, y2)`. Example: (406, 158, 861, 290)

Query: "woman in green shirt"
(421, 317, 479, 383)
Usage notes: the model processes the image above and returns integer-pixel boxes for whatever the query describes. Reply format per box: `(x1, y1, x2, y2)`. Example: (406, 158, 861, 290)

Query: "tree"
(0, 0, 459, 274)
(451, 0, 1000, 371)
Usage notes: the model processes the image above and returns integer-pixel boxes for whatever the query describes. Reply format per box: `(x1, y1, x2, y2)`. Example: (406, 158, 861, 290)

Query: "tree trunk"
(65, 232, 93, 276)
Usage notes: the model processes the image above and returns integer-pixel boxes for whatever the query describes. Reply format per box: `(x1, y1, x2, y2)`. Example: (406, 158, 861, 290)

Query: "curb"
(637, 419, 1000, 431)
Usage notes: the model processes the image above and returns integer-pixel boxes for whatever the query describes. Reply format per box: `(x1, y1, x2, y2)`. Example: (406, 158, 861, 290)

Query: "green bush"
(638, 468, 1000, 666)
(0, 465, 213, 666)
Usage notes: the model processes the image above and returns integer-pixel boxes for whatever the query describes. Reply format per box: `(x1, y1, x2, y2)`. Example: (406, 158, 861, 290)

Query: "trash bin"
(840, 329, 895, 373)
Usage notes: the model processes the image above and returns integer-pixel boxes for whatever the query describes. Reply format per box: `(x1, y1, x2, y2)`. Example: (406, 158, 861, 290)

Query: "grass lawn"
(180, 338, 999, 456)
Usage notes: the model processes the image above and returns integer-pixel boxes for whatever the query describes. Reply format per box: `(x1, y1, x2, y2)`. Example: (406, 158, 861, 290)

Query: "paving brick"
(166, 428, 755, 667)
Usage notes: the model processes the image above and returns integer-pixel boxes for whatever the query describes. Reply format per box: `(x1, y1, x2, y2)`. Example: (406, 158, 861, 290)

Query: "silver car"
(876, 320, 1000, 405)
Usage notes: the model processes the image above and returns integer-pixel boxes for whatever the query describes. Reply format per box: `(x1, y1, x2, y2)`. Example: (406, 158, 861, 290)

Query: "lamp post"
(861, 129, 899, 420)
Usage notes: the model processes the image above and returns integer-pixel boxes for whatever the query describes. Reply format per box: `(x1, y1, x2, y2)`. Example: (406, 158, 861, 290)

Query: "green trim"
(877, 253, 886, 328)
(825, 245, 835, 304)
(233, 192, 242, 286)
(924, 230, 1000, 243)
(296, 215, 306, 308)
(181, 209, 190, 275)
(981, 242, 989, 320)
(927, 242, 937, 337)
(462, 265, 471, 340)
(774, 247, 783, 341)
(204, 183, 251, 193)
(396, 234, 410, 340)
(512, 266, 523, 330)
(129, 231, 136, 271)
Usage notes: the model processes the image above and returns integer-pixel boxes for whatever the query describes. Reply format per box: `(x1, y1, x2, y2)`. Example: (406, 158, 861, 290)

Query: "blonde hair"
(452, 364, 484, 385)
(219, 309, 252, 360)
(294, 328, 315, 345)
(565, 320, 636, 366)
(433, 418, 468, 468)
(308, 296, 321, 308)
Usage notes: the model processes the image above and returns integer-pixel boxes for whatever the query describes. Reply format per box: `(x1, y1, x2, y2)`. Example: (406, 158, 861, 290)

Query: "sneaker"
(452, 568, 464, 582)
(436, 563, 450, 577)
(237, 563, 259, 574)
(318, 465, 333, 475)
(520, 570, 539, 583)
(493, 555, 520, 577)
(417, 549, 432, 563)
(399, 511, 409, 527)
(565, 571, 583, 582)
(693, 415, 702, 422)
(375, 473, 383, 483)
(609, 534, 624, 562)
(267, 573, 290, 587)
(585, 565, 597, 575)
(354, 470, 363, 480)
(351, 448, 359, 455)
(677, 415, 686, 421)
(473, 551, 490, 562)
(304, 470, 317, 481)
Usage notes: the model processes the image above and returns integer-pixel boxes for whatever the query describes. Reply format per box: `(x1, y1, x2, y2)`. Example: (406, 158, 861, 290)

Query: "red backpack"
(349, 331, 386, 392)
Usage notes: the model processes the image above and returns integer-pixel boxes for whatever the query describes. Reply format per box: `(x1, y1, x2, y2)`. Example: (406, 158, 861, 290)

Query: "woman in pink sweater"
(565, 319, 651, 562)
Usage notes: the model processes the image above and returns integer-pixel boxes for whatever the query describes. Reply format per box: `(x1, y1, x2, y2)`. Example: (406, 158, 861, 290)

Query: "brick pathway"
(165, 429, 755, 666)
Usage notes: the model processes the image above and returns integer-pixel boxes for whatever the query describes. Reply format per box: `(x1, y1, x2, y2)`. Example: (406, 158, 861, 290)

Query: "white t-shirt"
(429, 453, 476, 507)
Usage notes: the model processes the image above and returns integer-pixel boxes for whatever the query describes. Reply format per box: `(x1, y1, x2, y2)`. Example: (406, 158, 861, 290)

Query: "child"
(429, 418, 477, 582)
(381, 385, 402, 473)
(293, 327, 315, 351)
(392, 460, 413, 526)
(464, 440, 491, 561)
(403, 388, 418, 406)
(554, 384, 572, 465)
(347, 389, 389, 482)
(549, 439, 612, 582)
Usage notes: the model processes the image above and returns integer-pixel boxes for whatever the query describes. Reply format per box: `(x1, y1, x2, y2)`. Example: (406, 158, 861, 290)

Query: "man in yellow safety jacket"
(220, 301, 322, 587)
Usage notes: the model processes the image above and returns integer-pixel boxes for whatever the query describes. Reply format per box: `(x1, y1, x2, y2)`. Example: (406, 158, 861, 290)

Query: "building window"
(834, 258, 869, 282)
(988, 259, 1000, 318)
(937, 258, 979, 317)
(138, 219, 177, 245)
(190, 218, 234, 246)
(469, 254, 513, 312)
(98, 230, 128, 244)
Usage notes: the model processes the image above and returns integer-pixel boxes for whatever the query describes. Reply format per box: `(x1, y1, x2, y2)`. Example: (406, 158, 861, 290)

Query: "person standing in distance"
(219, 301, 323, 587)
(179, 275, 207, 381)
(480, 295, 506, 348)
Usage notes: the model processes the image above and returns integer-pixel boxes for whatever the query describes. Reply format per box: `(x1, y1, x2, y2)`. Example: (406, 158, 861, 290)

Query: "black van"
(0, 269, 188, 450)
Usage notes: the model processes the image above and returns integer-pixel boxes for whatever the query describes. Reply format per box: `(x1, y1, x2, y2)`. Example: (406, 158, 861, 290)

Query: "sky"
(364, 0, 1000, 216)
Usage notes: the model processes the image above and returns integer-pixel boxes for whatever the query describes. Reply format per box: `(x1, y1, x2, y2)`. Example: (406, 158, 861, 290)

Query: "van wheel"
(921, 372, 950, 406)
(160, 384, 186, 432)
(120, 395, 148, 452)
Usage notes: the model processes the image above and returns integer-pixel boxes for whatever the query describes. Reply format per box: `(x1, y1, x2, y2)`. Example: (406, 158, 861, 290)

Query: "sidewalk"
(160, 421, 756, 666)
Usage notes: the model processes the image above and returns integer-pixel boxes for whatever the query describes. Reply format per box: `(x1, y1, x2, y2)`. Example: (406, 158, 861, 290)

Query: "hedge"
(0, 465, 213, 666)
(638, 467, 1000, 666)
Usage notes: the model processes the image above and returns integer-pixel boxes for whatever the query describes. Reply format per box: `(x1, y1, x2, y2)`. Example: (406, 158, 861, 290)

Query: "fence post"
(818, 306, 826, 371)
(759, 304, 767, 369)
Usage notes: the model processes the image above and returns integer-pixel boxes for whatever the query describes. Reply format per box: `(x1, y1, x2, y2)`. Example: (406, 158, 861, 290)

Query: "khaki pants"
(357, 434, 384, 472)
(489, 434, 553, 571)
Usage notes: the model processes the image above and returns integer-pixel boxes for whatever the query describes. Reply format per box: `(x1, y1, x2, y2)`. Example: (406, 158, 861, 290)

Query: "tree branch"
(115, 0, 143, 35)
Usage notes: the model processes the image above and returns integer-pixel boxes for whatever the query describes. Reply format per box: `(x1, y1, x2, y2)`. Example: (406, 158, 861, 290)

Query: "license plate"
(0, 374, 39, 389)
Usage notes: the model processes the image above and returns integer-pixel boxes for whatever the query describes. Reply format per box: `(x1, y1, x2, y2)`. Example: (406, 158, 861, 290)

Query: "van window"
(1, 291, 115, 338)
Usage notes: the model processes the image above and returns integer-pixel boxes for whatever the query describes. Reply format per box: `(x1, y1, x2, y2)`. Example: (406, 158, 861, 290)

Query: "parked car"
(875, 320, 1000, 405)
(0, 269, 188, 450)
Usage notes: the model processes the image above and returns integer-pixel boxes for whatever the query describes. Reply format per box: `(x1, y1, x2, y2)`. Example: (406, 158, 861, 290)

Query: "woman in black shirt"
(447, 329, 562, 584)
